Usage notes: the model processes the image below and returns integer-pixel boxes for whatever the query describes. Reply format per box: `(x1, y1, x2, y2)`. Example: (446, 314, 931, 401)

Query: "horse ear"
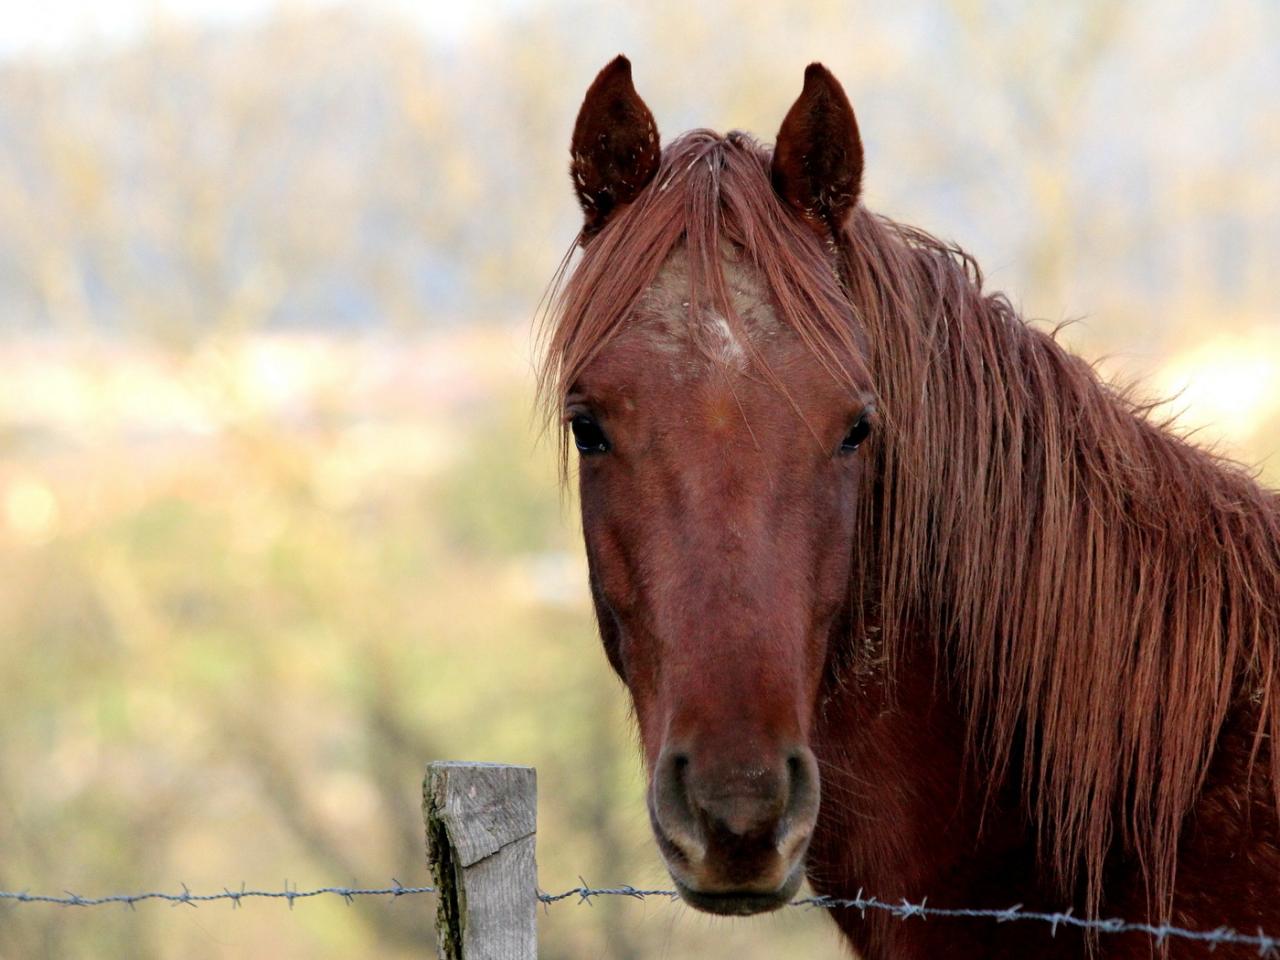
(570, 56, 661, 239)
(771, 63, 864, 237)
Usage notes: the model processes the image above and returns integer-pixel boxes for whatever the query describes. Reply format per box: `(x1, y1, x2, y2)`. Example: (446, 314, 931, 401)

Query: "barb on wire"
(3, 881, 1279, 954)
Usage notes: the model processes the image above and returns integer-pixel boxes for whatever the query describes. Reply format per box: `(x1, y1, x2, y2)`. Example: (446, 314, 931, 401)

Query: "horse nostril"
(652, 748, 707, 863)
(667, 754, 693, 818)
(666, 752, 691, 806)
(786, 749, 818, 803)
(777, 748, 820, 857)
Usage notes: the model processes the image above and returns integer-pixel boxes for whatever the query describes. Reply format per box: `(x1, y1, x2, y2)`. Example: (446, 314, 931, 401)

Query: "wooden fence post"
(424, 762, 538, 960)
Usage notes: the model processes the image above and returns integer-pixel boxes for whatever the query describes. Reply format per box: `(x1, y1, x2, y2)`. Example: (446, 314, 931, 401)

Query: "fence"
(4, 760, 1280, 958)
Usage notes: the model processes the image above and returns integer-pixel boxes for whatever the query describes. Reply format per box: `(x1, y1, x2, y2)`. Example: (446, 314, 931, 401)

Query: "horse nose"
(690, 758, 788, 838)
(652, 744, 819, 875)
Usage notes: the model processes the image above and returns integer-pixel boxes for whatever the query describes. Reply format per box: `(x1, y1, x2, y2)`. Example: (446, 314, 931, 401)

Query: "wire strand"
(2, 881, 1277, 953)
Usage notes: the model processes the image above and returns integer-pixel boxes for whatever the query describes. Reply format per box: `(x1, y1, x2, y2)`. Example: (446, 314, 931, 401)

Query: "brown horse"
(540, 57, 1280, 958)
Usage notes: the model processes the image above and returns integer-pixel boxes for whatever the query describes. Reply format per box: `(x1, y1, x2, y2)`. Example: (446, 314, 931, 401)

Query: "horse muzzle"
(648, 743, 820, 915)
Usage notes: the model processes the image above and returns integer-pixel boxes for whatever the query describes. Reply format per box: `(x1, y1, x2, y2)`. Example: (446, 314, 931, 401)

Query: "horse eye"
(839, 414, 871, 454)
(571, 415, 611, 455)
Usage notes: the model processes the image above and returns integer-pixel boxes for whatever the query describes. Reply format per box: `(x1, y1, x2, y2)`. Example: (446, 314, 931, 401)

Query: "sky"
(0, 0, 539, 58)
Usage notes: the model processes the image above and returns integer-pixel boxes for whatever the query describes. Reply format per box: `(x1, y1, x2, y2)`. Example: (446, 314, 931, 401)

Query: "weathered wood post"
(424, 762, 537, 960)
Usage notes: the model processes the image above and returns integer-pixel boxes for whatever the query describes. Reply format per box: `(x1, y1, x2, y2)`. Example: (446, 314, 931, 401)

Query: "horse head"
(550, 56, 875, 914)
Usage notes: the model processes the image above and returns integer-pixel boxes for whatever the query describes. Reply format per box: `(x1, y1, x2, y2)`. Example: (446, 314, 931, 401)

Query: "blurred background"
(0, 1, 1276, 957)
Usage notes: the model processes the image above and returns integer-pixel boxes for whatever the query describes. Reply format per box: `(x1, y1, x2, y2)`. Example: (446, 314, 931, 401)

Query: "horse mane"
(539, 130, 1280, 921)
(842, 197, 1280, 917)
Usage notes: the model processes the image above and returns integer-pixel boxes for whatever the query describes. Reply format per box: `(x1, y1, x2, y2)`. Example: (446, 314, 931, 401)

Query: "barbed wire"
(550, 885, 1280, 954)
(0, 881, 435, 910)
(789, 893, 1280, 955)
(3, 879, 1278, 953)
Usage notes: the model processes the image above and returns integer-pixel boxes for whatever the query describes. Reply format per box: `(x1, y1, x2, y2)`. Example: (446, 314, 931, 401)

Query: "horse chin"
(673, 862, 805, 916)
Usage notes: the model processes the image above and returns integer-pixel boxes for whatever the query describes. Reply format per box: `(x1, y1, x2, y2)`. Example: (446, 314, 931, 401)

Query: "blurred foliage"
(0, 1, 1276, 958)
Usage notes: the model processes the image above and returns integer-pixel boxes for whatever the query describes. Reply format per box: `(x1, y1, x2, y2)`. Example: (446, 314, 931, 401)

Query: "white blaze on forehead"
(705, 310, 747, 367)
(633, 244, 782, 372)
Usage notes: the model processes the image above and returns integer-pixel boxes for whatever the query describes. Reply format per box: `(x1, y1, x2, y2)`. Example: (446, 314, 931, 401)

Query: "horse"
(539, 56, 1280, 958)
